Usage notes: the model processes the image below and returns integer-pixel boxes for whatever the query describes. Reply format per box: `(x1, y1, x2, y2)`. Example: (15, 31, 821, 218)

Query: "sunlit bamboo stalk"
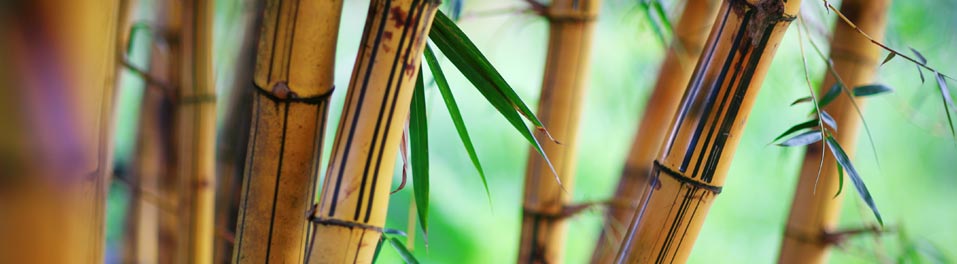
(213, 0, 265, 262)
(0, 0, 120, 263)
(592, 1, 720, 262)
(230, 0, 345, 263)
(778, 0, 889, 263)
(615, 0, 801, 262)
(517, 0, 599, 263)
(305, 0, 440, 262)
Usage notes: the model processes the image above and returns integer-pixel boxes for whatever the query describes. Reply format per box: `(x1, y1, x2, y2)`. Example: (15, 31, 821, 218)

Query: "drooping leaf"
(818, 83, 843, 108)
(777, 130, 823, 147)
(820, 111, 838, 131)
(880, 52, 895, 67)
(409, 70, 430, 234)
(852, 84, 893, 97)
(429, 10, 561, 184)
(423, 46, 492, 203)
(936, 72, 957, 141)
(772, 119, 818, 143)
(372, 237, 386, 263)
(910, 47, 927, 64)
(388, 237, 420, 264)
(791, 96, 812, 106)
(834, 161, 844, 198)
(825, 135, 883, 225)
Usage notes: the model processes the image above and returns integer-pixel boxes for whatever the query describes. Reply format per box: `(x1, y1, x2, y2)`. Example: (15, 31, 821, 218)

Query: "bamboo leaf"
(387, 237, 420, 264)
(777, 130, 823, 147)
(410, 70, 430, 234)
(910, 47, 927, 64)
(825, 135, 883, 225)
(423, 46, 492, 202)
(834, 161, 844, 198)
(429, 10, 561, 184)
(880, 52, 895, 67)
(372, 237, 386, 263)
(772, 119, 818, 143)
(818, 83, 842, 108)
(820, 111, 838, 131)
(936, 72, 957, 141)
(852, 84, 893, 97)
(791, 96, 812, 106)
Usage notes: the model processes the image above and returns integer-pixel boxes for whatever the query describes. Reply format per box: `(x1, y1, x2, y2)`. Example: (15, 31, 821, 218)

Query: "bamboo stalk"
(173, 0, 217, 263)
(517, 0, 599, 263)
(592, 1, 721, 262)
(230, 0, 344, 263)
(0, 0, 120, 263)
(305, 0, 440, 262)
(213, 0, 265, 262)
(615, 0, 802, 262)
(778, 0, 889, 262)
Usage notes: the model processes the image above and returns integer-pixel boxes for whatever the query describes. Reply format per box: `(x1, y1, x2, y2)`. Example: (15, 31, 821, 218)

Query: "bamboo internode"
(616, 0, 802, 263)
(518, 0, 599, 263)
(593, 0, 720, 262)
(779, 0, 889, 263)
(306, 0, 439, 263)
(231, 0, 344, 263)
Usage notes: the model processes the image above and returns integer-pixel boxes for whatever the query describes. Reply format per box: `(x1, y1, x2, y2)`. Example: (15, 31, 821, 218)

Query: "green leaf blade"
(852, 84, 893, 97)
(772, 119, 818, 143)
(777, 130, 823, 147)
(388, 237, 420, 264)
(410, 70, 430, 234)
(825, 135, 883, 225)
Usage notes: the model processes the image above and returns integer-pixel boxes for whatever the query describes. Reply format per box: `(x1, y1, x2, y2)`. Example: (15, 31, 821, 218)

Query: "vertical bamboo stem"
(615, 0, 801, 262)
(778, 0, 889, 263)
(230, 0, 345, 263)
(305, 0, 439, 262)
(592, 1, 720, 262)
(517, 0, 599, 263)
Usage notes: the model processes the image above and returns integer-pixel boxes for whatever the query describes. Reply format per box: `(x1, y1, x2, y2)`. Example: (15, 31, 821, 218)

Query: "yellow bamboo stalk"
(616, 0, 802, 262)
(592, 1, 721, 262)
(778, 0, 889, 263)
(171, 0, 217, 263)
(230, 0, 345, 263)
(306, 0, 440, 262)
(517, 0, 599, 263)
(0, 0, 120, 263)
(214, 0, 265, 262)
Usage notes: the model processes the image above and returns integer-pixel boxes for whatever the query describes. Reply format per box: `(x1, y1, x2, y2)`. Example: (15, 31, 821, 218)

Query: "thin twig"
(796, 16, 829, 195)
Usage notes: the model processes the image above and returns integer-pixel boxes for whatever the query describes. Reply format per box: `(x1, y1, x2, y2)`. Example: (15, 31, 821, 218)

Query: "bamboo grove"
(1, 0, 953, 263)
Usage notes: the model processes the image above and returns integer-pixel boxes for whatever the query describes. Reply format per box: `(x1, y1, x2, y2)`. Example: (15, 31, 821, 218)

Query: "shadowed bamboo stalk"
(591, 0, 720, 262)
(517, 0, 599, 263)
(0, 0, 120, 263)
(778, 0, 889, 262)
(213, 0, 265, 262)
(172, 0, 217, 263)
(305, 0, 439, 262)
(615, 0, 801, 262)
(230, 0, 345, 263)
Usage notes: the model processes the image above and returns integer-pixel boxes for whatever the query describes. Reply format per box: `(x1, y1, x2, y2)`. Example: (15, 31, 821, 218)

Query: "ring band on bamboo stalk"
(518, 0, 599, 263)
(615, 0, 801, 263)
(592, 1, 721, 260)
(231, 0, 344, 263)
(778, 0, 889, 263)
(305, 0, 439, 263)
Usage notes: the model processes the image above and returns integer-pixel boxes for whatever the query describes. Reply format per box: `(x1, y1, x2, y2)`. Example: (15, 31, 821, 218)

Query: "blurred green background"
(107, 0, 957, 263)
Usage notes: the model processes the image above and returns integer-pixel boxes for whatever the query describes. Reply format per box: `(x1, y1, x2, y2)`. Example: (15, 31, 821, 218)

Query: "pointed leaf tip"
(825, 136, 883, 226)
(777, 130, 823, 147)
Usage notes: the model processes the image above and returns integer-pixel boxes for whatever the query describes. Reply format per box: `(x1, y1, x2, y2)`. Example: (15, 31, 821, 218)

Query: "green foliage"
(410, 70, 430, 235)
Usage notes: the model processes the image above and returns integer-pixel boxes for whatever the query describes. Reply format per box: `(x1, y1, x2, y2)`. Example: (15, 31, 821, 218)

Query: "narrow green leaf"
(909, 47, 927, 64)
(388, 237, 420, 264)
(372, 237, 386, 263)
(410, 70, 430, 234)
(852, 84, 893, 97)
(641, 1, 668, 48)
(772, 119, 818, 143)
(423, 46, 492, 202)
(825, 135, 883, 225)
(820, 111, 838, 131)
(791, 96, 812, 106)
(880, 52, 895, 67)
(936, 72, 957, 142)
(818, 83, 842, 108)
(650, 0, 674, 35)
(777, 130, 823, 147)
(834, 161, 844, 198)
(383, 228, 408, 237)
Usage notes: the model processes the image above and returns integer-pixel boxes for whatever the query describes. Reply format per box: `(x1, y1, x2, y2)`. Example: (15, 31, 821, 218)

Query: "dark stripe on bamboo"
(263, 102, 291, 260)
(234, 94, 262, 260)
(329, 0, 392, 217)
(653, 161, 723, 194)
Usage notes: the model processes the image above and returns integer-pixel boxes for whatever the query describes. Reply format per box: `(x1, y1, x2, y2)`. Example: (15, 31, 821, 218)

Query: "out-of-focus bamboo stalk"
(615, 0, 801, 263)
(517, 0, 599, 263)
(0, 0, 120, 263)
(778, 0, 889, 263)
(213, 0, 265, 262)
(592, 1, 720, 262)
(305, 0, 439, 262)
(230, 0, 344, 263)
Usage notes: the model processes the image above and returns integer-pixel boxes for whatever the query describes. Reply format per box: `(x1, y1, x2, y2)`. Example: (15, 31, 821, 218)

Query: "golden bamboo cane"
(305, 0, 440, 262)
(231, 0, 345, 263)
(615, 0, 802, 262)
(517, 0, 599, 263)
(778, 0, 889, 263)
(592, 1, 720, 262)
(0, 0, 120, 263)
